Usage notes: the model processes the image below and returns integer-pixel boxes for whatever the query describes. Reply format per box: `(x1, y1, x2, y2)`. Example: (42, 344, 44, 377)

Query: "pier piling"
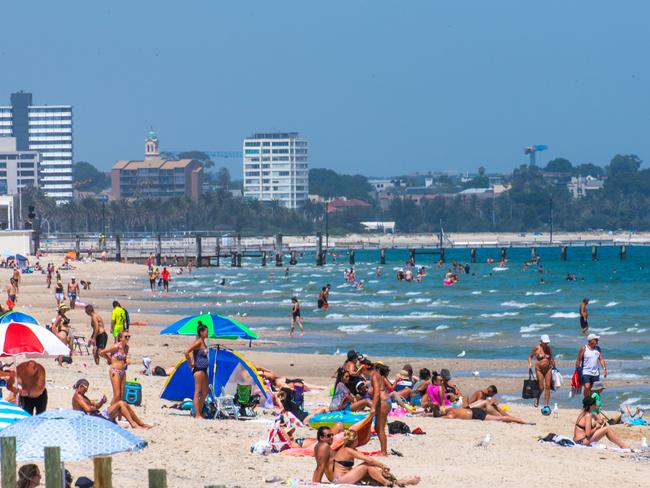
(470, 248, 477, 263)
(275, 234, 283, 266)
(349, 249, 355, 265)
(440, 248, 445, 263)
(591, 245, 598, 261)
(620, 245, 627, 260)
(531, 247, 537, 261)
(215, 237, 220, 267)
(155, 235, 162, 266)
(262, 251, 267, 266)
(316, 232, 324, 266)
(195, 235, 202, 267)
(380, 248, 386, 265)
(230, 253, 237, 267)
(560, 245, 567, 261)
(75, 235, 80, 260)
(500, 247, 507, 260)
(290, 250, 297, 265)
(115, 235, 121, 262)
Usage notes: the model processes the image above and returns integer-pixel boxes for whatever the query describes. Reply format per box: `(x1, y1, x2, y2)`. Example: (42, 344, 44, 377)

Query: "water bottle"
(553, 402, 559, 419)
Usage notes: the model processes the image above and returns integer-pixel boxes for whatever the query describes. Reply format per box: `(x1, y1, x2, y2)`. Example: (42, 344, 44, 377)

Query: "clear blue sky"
(1, 1, 649, 177)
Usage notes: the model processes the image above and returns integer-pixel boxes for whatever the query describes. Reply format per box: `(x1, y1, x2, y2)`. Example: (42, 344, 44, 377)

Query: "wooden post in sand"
(94, 456, 112, 488)
(44, 446, 62, 488)
(148, 469, 167, 487)
(1, 437, 16, 488)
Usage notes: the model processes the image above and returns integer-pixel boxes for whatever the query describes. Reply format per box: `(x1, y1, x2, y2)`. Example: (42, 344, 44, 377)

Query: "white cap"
(540, 334, 551, 344)
(587, 333, 600, 341)
(71, 276, 76, 280)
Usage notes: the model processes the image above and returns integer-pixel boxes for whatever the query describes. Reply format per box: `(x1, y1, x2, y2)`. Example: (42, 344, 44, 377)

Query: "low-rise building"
(327, 197, 372, 213)
(368, 179, 395, 192)
(111, 131, 203, 201)
(567, 175, 604, 199)
(0, 137, 40, 195)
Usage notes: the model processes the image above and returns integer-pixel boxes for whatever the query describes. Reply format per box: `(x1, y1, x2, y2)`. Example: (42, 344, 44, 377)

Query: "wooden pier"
(37, 232, 650, 267)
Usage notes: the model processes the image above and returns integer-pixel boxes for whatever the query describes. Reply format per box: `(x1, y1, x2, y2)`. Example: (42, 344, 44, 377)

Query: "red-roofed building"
(327, 197, 372, 213)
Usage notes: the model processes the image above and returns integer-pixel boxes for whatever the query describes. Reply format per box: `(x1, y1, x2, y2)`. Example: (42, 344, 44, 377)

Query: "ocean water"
(133, 246, 650, 409)
(137, 246, 650, 365)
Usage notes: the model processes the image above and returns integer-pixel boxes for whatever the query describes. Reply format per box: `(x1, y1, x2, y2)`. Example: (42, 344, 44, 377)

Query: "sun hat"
(540, 334, 551, 344)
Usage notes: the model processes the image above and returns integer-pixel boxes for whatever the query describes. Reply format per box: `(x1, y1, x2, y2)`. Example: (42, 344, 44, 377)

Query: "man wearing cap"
(576, 333, 607, 399)
(68, 277, 80, 310)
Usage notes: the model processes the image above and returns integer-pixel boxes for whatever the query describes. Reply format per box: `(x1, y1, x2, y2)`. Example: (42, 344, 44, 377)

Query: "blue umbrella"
(0, 400, 30, 430)
(0, 311, 40, 326)
(160, 313, 258, 341)
(0, 410, 147, 461)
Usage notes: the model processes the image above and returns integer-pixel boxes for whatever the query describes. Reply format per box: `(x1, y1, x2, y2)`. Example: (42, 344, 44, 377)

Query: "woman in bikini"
(100, 330, 130, 406)
(528, 334, 555, 408)
(184, 323, 210, 419)
(574, 396, 627, 448)
(289, 296, 304, 336)
(329, 368, 372, 412)
(371, 362, 392, 456)
(53, 304, 73, 366)
(332, 430, 420, 486)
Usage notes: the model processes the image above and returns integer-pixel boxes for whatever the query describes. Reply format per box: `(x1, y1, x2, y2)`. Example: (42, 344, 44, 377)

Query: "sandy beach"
(2, 259, 649, 487)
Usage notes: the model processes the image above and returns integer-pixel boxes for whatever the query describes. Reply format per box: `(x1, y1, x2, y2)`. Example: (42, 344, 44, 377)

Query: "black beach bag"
(522, 368, 540, 399)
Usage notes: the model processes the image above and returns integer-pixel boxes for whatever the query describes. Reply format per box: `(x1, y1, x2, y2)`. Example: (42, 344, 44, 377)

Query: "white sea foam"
(338, 324, 374, 333)
(326, 313, 346, 319)
(377, 290, 392, 295)
(550, 312, 580, 318)
(626, 327, 648, 334)
(480, 312, 519, 318)
(488, 289, 498, 293)
(408, 312, 461, 319)
(405, 292, 422, 296)
(589, 327, 618, 336)
(471, 291, 483, 295)
(471, 332, 501, 339)
(607, 373, 641, 379)
(519, 323, 553, 333)
(492, 267, 509, 271)
(501, 301, 536, 309)
(408, 298, 432, 304)
(605, 301, 619, 307)
(262, 289, 282, 294)
(621, 397, 641, 405)
(435, 325, 449, 330)
(526, 289, 562, 296)
(395, 328, 430, 336)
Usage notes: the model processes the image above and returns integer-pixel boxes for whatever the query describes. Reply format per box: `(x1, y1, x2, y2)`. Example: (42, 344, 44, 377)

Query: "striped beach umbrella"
(0, 311, 40, 326)
(0, 400, 30, 430)
(160, 313, 258, 341)
(0, 322, 69, 357)
(0, 410, 147, 461)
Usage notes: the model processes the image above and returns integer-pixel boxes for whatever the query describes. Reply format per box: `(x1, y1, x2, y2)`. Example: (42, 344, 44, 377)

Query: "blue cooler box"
(124, 380, 142, 406)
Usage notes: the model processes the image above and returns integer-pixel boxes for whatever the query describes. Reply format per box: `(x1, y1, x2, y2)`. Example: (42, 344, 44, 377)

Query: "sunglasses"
(124, 335, 131, 339)
(323, 434, 334, 438)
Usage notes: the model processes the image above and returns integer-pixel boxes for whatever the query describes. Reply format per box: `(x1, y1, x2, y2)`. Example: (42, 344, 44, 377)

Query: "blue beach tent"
(160, 348, 269, 402)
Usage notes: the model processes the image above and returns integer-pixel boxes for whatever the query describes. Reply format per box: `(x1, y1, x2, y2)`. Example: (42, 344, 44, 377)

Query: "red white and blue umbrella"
(0, 322, 69, 357)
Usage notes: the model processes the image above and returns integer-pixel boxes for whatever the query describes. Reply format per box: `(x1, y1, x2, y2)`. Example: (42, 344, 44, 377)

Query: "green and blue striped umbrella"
(160, 313, 258, 341)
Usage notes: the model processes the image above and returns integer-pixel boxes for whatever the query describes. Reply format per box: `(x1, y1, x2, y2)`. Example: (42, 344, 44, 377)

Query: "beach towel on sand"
(539, 433, 631, 452)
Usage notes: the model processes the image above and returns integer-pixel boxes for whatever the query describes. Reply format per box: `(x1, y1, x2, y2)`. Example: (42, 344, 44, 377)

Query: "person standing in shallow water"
(290, 296, 304, 336)
(579, 298, 589, 335)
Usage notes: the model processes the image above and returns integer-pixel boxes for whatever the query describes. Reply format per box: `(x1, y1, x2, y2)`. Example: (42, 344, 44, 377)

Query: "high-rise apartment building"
(0, 92, 73, 203)
(242, 132, 308, 209)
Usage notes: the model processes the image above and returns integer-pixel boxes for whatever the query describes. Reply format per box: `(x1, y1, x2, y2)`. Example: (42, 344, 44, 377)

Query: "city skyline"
(1, 1, 649, 177)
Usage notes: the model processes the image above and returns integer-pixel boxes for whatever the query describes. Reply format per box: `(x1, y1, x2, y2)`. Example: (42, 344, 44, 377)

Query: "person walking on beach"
(576, 333, 607, 399)
(6, 277, 17, 304)
(67, 277, 80, 309)
(148, 267, 159, 292)
(184, 323, 210, 419)
(46, 263, 53, 289)
(54, 279, 65, 307)
(579, 298, 589, 335)
(110, 301, 127, 343)
(85, 304, 107, 365)
(290, 297, 304, 336)
(161, 267, 170, 292)
(371, 361, 392, 456)
(528, 334, 555, 408)
(100, 330, 130, 406)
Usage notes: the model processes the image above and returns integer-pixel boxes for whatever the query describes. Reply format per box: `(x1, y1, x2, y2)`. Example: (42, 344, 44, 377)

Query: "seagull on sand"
(476, 433, 491, 448)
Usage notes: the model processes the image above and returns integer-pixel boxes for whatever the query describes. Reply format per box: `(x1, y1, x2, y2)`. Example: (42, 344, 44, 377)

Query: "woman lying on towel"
(429, 403, 532, 424)
(574, 396, 628, 448)
(331, 430, 421, 486)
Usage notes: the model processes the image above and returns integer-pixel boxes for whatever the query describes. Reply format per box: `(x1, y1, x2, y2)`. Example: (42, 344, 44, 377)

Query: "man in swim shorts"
(86, 304, 107, 365)
(67, 277, 80, 309)
(16, 361, 47, 415)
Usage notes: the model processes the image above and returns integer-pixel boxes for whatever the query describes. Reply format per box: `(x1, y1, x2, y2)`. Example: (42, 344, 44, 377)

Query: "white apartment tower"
(0, 92, 73, 203)
(242, 132, 308, 209)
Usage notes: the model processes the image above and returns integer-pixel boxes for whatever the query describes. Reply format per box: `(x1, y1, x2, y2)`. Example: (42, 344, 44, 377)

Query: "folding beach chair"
(234, 384, 261, 418)
(73, 336, 90, 355)
(207, 384, 239, 420)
